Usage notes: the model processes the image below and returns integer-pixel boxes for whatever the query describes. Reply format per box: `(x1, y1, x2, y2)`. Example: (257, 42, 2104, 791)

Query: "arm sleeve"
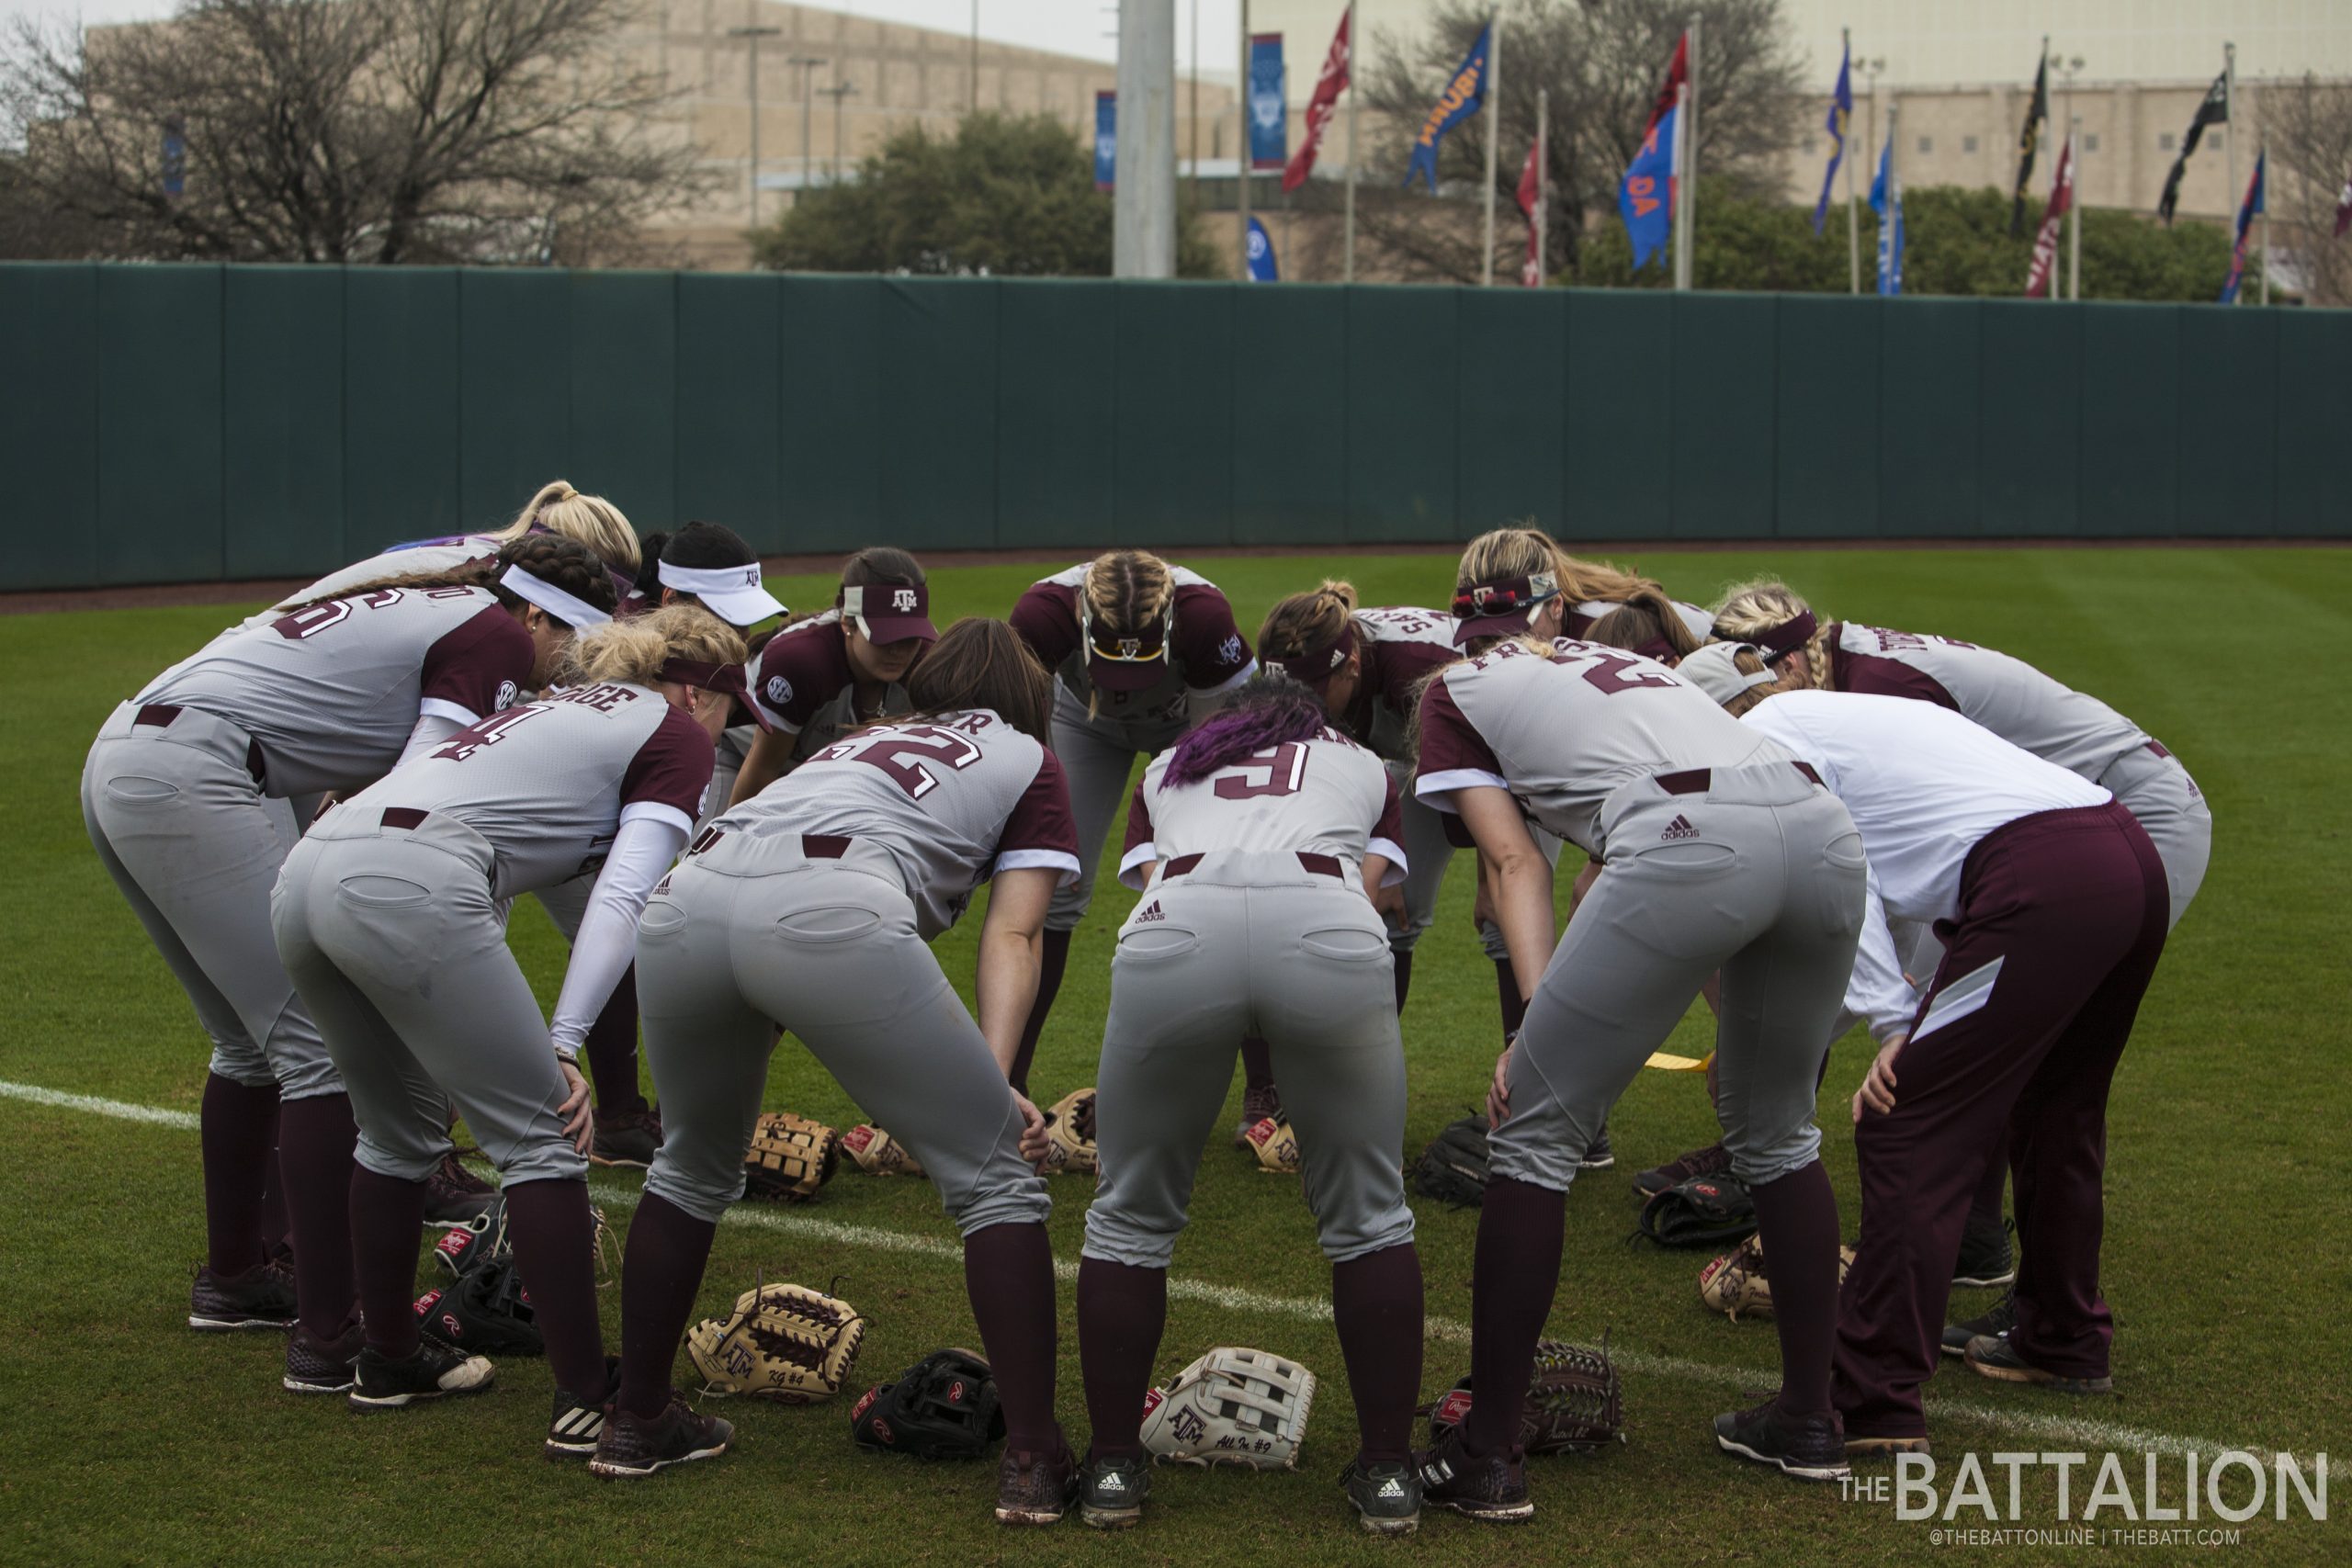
(1411, 678, 1510, 809)
(1843, 857, 1921, 1044)
(1116, 773, 1157, 890)
(393, 711, 469, 771)
(995, 747, 1082, 886)
(419, 606, 533, 724)
(548, 815, 689, 1055)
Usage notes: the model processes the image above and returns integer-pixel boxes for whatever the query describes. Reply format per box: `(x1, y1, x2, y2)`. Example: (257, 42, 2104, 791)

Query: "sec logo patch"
(494, 679, 519, 711)
(765, 674, 794, 707)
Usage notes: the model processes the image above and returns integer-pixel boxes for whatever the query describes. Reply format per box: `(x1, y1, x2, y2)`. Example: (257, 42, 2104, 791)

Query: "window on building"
(1917, 134, 1933, 154)
(2211, 132, 2224, 151)
(2159, 131, 2177, 151)
(2084, 133, 2100, 152)
(1963, 134, 1979, 153)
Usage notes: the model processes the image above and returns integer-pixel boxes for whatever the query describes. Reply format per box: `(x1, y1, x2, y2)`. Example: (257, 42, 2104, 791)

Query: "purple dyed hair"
(1161, 675, 1330, 788)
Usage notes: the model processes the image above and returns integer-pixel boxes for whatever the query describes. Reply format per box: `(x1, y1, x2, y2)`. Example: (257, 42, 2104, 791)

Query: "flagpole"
(1845, 27, 1859, 296)
(1481, 11, 1501, 287)
(1238, 0, 1252, 282)
(1675, 17, 1701, 291)
(1533, 85, 1547, 284)
(1343, 0, 1357, 282)
(2223, 40, 2236, 285)
(2068, 117, 2082, 300)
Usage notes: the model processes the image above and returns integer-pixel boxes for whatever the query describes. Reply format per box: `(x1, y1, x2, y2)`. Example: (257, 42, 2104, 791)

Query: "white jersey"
(332, 681, 714, 900)
(1827, 622, 2155, 783)
(142, 585, 535, 798)
(1413, 637, 1790, 858)
(1740, 690, 2111, 1037)
(231, 538, 499, 634)
(1116, 728, 1407, 892)
(707, 708, 1080, 940)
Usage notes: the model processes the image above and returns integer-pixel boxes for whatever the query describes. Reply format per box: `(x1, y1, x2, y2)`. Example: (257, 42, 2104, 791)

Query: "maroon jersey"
(1334, 606, 1457, 762)
(1011, 564, 1257, 737)
(1118, 728, 1406, 891)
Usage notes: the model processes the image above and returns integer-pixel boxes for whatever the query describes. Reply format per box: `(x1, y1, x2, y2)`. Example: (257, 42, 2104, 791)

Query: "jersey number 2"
(819, 725, 983, 800)
(1213, 743, 1309, 800)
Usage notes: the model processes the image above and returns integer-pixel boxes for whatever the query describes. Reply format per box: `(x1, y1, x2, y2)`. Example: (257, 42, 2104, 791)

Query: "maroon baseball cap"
(1275, 623, 1357, 689)
(1082, 595, 1176, 693)
(1449, 570, 1562, 646)
(842, 580, 939, 645)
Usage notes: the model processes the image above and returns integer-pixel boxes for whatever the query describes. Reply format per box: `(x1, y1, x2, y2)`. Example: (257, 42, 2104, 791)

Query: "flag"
(1618, 104, 1677, 271)
(2008, 54, 2049, 236)
(2220, 151, 2264, 303)
(1812, 41, 1851, 235)
(2335, 172, 2350, 239)
(2025, 133, 2075, 299)
(1093, 92, 1116, 192)
(1249, 34, 1288, 172)
(1870, 133, 1904, 296)
(2157, 71, 2229, 226)
(1403, 24, 1491, 192)
(1516, 133, 1543, 286)
(1282, 5, 1351, 192)
(1246, 215, 1280, 282)
(1645, 31, 1689, 141)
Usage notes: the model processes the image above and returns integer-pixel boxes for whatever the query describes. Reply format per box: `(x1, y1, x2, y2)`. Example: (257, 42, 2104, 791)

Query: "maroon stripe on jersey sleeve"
(1010, 582, 1083, 671)
(421, 604, 535, 718)
(1829, 626, 1962, 711)
(1122, 773, 1155, 857)
(745, 618, 853, 731)
(620, 703, 718, 819)
(1413, 673, 1507, 781)
(1002, 746, 1080, 859)
(1170, 583, 1252, 689)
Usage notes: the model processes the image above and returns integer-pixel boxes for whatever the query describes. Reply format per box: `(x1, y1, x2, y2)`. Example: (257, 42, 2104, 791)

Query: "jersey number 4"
(433, 705, 546, 761)
(1213, 742, 1309, 800)
(813, 725, 983, 799)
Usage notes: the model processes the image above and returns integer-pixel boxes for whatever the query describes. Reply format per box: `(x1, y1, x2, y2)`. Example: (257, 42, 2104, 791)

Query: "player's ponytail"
(560, 604, 746, 690)
(1586, 587, 1703, 665)
(901, 618, 1056, 744)
(1257, 580, 1359, 669)
(1161, 672, 1329, 788)
(493, 479, 642, 572)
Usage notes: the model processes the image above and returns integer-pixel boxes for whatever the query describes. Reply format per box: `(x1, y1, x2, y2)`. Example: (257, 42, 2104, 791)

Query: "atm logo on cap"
(736, 566, 762, 586)
(892, 588, 919, 612)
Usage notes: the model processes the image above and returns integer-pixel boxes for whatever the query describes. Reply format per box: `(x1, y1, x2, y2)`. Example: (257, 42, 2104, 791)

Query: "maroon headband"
(1276, 623, 1356, 686)
(658, 659, 749, 700)
(1632, 637, 1677, 663)
(1741, 610, 1818, 660)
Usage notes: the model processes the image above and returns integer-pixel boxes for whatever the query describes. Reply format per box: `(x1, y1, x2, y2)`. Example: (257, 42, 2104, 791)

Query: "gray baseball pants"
(1494, 762, 1867, 1192)
(270, 811, 586, 1185)
(635, 832, 1051, 1235)
(1046, 689, 1182, 933)
(2097, 745, 2209, 932)
(83, 701, 338, 1099)
(1083, 850, 1417, 1269)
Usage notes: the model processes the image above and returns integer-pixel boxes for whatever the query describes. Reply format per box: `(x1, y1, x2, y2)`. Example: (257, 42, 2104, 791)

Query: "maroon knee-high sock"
(1077, 1256, 1166, 1461)
(276, 1093, 358, 1341)
(1010, 929, 1072, 1097)
(257, 1107, 290, 1259)
(965, 1222, 1062, 1453)
(1465, 1178, 1565, 1456)
(582, 965, 647, 1116)
(1494, 960, 1528, 1043)
(503, 1178, 610, 1401)
(1240, 1035, 1276, 1094)
(617, 1193, 718, 1420)
(1392, 950, 1415, 1014)
(1333, 1243, 1425, 1462)
(349, 1166, 427, 1358)
(199, 1073, 280, 1276)
(1748, 1159, 1840, 1417)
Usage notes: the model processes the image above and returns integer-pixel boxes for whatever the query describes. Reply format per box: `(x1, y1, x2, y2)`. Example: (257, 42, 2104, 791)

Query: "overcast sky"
(0, 0, 1254, 72)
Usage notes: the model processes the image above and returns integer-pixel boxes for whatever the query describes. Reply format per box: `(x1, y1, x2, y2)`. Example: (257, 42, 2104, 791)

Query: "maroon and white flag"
(1282, 5, 1351, 192)
(1516, 134, 1544, 286)
(2025, 133, 2075, 299)
(2335, 171, 2351, 239)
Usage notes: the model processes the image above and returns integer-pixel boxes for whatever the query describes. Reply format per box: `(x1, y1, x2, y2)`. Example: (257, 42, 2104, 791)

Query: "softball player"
(1075, 675, 1422, 1535)
(1709, 581, 2211, 1292)
(725, 547, 939, 809)
(271, 605, 739, 1431)
(555, 521, 784, 1168)
(83, 536, 614, 1373)
(1004, 551, 1256, 1096)
(1706, 679, 2168, 1451)
(609, 620, 1082, 1521)
(1409, 540, 1868, 1517)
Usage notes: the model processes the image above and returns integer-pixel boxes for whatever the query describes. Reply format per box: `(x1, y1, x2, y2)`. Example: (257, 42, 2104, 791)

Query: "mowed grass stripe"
(0, 1077, 2261, 1461)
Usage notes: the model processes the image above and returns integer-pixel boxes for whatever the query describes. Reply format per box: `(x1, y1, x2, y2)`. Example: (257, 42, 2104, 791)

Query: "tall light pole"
(970, 1, 981, 112)
(820, 79, 858, 183)
(787, 54, 827, 200)
(2051, 51, 2083, 299)
(1858, 55, 1885, 181)
(728, 26, 783, 230)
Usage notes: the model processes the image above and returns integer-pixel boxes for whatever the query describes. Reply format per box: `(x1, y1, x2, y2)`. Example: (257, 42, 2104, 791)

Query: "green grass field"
(4, 547, 2347, 1565)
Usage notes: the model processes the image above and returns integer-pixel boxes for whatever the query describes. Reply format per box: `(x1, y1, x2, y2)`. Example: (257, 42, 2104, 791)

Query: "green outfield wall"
(4, 264, 2346, 590)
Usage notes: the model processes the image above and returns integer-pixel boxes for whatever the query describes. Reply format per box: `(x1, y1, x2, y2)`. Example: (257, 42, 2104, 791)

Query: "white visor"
(500, 564, 610, 627)
(1677, 642, 1782, 708)
(660, 558, 786, 627)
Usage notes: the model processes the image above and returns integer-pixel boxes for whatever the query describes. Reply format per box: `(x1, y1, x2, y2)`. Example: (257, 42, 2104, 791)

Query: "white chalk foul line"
(0, 1078, 2253, 1459)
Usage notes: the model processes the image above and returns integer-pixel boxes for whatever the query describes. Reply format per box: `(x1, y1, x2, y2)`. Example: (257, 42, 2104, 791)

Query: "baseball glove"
(743, 1111, 839, 1202)
(1634, 1171, 1757, 1249)
(849, 1348, 1006, 1460)
(1423, 1337, 1625, 1456)
(840, 1123, 925, 1178)
(1411, 1113, 1490, 1207)
(685, 1277, 865, 1403)
(1139, 1347, 1317, 1471)
(431, 1195, 614, 1283)
(413, 1254, 543, 1357)
(1697, 1234, 1859, 1322)
(1244, 1115, 1302, 1175)
(1040, 1088, 1099, 1177)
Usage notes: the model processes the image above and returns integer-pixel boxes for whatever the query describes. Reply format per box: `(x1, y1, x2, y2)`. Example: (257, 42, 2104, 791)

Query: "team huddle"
(85, 483, 2210, 1536)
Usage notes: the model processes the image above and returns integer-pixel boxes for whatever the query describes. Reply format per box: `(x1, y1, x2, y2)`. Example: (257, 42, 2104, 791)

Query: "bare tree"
(0, 0, 707, 265)
(2262, 75, 2352, 308)
(1351, 0, 1805, 283)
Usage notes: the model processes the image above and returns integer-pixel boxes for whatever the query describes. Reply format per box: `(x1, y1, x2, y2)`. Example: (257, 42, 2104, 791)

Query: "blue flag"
(1404, 25, 1491, 193)
(1249, 34, 1288, 172)
(1812, 44, 1851, 235)
(1870, 134, 1905, 296)
(1618, 104, 1677, 270)
(1093, 92, 1116, 192)
(1246, 216, 1280, 282)
(2220, 150, 2265, 303)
